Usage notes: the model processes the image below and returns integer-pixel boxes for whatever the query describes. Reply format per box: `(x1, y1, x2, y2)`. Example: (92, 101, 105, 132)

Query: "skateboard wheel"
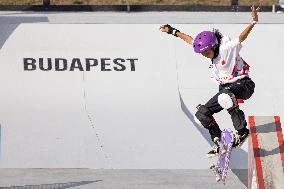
(221, 149, 227, 154)
(209, 164, 215, 169)
(216, 176, 221, 182)
(213, 137, 220, 143)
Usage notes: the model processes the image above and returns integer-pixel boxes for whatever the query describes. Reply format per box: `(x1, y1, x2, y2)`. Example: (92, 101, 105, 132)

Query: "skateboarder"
(160, 6, 260, 157)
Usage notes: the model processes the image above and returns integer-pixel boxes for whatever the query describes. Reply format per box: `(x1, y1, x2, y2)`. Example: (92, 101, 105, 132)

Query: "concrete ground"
(0, 169, 247, 189)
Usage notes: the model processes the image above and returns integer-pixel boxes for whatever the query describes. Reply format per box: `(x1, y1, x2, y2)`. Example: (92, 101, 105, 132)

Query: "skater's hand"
(239, 5, 260, 43)
(159, 24, 193, 44)
(251, 5, 260, 22)
(159, 24, 169, 33)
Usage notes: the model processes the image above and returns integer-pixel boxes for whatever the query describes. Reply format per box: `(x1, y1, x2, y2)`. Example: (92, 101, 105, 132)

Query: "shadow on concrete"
(252, 121, 284, 158)
(231, 169, 248, 188)
(0, 16, 49, 49)
(179, 94, 213, 144)
(258, 144, 284, 157)
(252, 121, 278, 134)
(179, 93, 248, 187)
(0, 180, 102, 189)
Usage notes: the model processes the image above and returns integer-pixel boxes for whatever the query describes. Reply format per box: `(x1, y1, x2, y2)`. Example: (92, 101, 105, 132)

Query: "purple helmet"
(193, 31, 218, 53)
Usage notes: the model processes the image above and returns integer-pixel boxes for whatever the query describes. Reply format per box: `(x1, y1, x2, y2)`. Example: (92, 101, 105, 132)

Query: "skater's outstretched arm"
(239, 5, 260, 43)
(176, 32, 194, 45)
(160, 24, 194, 45)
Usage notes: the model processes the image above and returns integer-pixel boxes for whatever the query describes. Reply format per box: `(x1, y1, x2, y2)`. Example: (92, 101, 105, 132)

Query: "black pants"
(195, 77, 255, 141)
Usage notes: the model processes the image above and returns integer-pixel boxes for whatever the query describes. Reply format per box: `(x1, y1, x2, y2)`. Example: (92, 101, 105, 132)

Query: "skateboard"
(209, 128, 234, 184)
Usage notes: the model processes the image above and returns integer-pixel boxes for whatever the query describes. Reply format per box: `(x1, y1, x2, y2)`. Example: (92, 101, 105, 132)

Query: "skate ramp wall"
(248, 116, 284, 189)
(0, 23, 283, 169)
(0, 24, 208, 168)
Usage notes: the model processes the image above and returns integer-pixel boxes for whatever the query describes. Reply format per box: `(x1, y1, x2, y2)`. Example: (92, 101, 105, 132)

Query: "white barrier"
(248, 116, 284, 189)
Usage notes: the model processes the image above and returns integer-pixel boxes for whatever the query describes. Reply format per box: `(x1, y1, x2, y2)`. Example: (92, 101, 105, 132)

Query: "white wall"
(0, 23, 283, 169)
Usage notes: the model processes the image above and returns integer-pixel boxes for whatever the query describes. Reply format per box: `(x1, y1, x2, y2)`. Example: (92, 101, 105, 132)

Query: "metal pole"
(126, 0, 130, 12)
(272, 4, 276, 13)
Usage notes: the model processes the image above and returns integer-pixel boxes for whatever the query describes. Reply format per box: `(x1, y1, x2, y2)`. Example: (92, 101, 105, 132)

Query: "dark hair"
(213, 28, 223, 45)
(211, 28, 223, 60)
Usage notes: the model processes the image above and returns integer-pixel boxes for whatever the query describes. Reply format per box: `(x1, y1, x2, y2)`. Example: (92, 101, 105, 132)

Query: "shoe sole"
(206, 153, 218, 158)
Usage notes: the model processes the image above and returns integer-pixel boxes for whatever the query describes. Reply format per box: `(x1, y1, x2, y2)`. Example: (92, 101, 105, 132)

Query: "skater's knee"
(195, 105, 214, 128)
(218, 92, 237, 110)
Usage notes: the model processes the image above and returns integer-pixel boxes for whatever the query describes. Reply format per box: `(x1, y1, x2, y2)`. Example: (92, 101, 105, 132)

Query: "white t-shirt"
(210, 35, 250, 84)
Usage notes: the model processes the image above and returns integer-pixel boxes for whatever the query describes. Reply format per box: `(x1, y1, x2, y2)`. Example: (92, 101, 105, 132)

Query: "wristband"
(165, 24, 180, 37)
(173, 29, 180, 37)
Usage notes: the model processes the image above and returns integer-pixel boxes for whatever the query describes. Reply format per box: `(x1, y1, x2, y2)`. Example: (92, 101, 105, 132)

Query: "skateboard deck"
(210, 128, 234, 184)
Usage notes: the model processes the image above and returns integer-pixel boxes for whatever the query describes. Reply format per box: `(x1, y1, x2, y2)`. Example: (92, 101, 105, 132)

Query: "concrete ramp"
(248, 116, 284, 189)
(0, 24, 210, 169)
